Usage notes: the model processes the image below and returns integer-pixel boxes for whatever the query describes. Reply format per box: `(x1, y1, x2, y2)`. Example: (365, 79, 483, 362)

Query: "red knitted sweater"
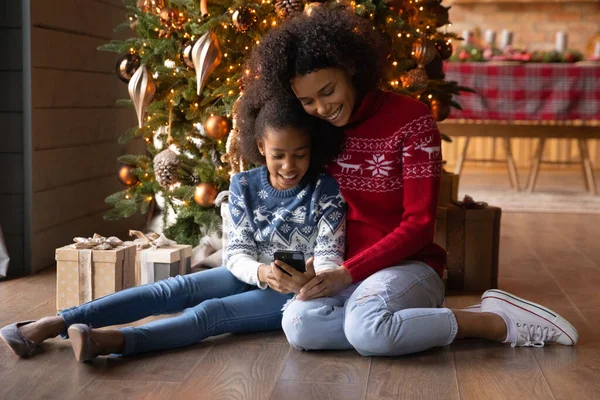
(326, 89, 447, 282)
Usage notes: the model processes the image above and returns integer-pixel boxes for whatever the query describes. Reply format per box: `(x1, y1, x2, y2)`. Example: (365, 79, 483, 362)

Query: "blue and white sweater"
(225, 166, 346, 288)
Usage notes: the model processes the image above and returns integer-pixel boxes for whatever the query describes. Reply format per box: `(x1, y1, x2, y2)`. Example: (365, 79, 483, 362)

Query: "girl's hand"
(297, 266, 352, 301)
(264, 257, 316, 294)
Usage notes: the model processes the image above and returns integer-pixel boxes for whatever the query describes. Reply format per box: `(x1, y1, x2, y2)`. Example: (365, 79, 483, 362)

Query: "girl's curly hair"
(235, 89, 344, 177)
(244, 7, 387, 101)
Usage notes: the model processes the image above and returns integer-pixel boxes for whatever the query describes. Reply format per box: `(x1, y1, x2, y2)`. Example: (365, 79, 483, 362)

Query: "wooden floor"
(1, 168, 600, 400)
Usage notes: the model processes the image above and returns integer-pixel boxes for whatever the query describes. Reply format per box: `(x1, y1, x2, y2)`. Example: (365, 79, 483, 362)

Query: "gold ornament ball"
(204, 115, 231, 140)
(194, 183, 218, 207)
(118, 164, 138, 186)
(430, 98, 451, 122)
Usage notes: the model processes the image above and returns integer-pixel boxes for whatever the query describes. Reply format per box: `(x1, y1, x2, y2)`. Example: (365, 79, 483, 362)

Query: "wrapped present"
(434, 196, 501, 293)
(128, 230, 193, 285)
(55, 234, 136, 310)
(135, 244, 193, 285)
(438, 170, 460, 206)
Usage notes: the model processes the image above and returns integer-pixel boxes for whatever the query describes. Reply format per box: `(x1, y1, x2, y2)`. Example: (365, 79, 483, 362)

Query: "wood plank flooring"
(1, 167, 599, 399)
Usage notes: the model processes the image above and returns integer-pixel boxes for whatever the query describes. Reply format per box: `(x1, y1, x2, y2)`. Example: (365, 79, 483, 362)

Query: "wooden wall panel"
(31, 0, 127, 40)
(32, 143, 121, 192)
(32, 176, 119, 233)
(32, 108, 135, 150)
(28, 0, 144, 272)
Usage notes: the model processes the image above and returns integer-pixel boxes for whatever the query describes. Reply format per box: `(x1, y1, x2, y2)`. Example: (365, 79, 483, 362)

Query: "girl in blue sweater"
(1, 95, 346, 362)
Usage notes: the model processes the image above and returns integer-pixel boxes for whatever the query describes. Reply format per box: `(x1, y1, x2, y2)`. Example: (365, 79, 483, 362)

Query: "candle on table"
(484, 29, 496, 47)
(500, 29, 513, 49)
(555, 31, 568, 53)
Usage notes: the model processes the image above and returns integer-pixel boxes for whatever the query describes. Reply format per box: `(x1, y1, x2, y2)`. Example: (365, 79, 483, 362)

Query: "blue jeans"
(282, 261, 457, 356)
(59, 267, 292, 356)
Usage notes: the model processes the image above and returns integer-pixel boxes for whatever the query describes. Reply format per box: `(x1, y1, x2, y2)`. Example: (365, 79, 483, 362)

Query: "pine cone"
(153, 149, 180, 189)
(275, 0, 304, 19)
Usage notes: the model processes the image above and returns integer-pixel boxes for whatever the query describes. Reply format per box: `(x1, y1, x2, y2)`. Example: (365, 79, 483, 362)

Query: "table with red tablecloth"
(440, 62, 600, 193)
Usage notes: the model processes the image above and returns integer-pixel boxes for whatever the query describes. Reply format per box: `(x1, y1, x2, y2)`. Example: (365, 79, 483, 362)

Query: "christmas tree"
(101, 0, 467, 246)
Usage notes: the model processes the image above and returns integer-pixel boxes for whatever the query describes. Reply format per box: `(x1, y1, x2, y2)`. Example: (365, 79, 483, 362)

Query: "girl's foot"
(0, 316, 66, 357)
(68, 324, 125, 362)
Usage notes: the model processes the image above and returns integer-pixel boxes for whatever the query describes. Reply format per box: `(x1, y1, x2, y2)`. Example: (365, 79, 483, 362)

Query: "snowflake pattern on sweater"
(332, 114, 442, 193)
(225, 167, 346, 288)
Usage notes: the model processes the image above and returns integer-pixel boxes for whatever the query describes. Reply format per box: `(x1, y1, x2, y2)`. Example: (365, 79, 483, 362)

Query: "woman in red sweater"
(245, 8, 578, 354)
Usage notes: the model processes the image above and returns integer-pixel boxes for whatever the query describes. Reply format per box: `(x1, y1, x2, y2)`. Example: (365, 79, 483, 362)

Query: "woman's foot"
(0, 316, 66, 357)
(67, 324, 125, 362)
(481, 289, 579, 347)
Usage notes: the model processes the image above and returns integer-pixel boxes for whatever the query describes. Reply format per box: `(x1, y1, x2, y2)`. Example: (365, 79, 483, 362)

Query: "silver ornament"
(191, 31, 223, 96)
(128, 65, 156, 128)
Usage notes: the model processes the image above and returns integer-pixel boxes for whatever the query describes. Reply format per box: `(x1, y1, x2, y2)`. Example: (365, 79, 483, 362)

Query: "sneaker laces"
(514, 323, 559, 348)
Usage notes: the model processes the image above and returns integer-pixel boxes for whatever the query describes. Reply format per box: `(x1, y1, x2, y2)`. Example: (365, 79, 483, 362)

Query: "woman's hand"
(259, 257, 316, 294)
(297, 266, 353, 301)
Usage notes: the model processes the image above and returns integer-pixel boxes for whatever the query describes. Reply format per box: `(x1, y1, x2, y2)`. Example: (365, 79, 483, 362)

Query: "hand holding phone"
(273, 250, 306, 275)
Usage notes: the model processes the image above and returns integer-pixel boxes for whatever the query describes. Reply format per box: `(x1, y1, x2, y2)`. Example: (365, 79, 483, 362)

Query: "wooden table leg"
(502, 137, 520, 191)
(578, 138, 597, 195)
(454, 137, 470, 176)
(526, 138, 546, 192)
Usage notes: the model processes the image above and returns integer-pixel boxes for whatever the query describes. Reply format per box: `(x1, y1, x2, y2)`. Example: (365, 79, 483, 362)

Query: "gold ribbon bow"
(70, 233, 123, 250)
(128, 230, 177, 250)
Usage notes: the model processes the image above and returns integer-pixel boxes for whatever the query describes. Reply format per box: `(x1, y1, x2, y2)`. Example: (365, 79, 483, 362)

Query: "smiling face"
(257, 125, 311, 191)
(291, 68, 357, 128)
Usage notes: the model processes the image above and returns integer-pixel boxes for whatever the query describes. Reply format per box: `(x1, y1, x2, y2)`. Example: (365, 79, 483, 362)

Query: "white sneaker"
(481, 289, 578, 347)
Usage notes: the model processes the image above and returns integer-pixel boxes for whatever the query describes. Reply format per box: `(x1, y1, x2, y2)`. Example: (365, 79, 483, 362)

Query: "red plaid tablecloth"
(445, 62, 600, 121)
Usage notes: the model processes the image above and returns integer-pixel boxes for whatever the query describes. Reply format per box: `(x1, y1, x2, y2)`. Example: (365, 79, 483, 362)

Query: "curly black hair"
(235, 89, 344, 177)
(244, 7, 387, 102)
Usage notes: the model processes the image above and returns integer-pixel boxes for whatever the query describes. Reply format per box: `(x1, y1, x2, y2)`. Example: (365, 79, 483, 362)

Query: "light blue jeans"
(59, 267, 293, 356)
(282, 261, 457, 356)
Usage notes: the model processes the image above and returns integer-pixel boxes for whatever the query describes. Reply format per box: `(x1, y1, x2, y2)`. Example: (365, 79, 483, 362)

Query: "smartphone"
(273, 250, 306, 275)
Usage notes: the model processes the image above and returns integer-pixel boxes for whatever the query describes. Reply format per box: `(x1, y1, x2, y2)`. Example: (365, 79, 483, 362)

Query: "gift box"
(438, 170, 460, 207)
(55, 236, 136, 310)
(135, 244, 193, 285)
(434, 198, 501, 293)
